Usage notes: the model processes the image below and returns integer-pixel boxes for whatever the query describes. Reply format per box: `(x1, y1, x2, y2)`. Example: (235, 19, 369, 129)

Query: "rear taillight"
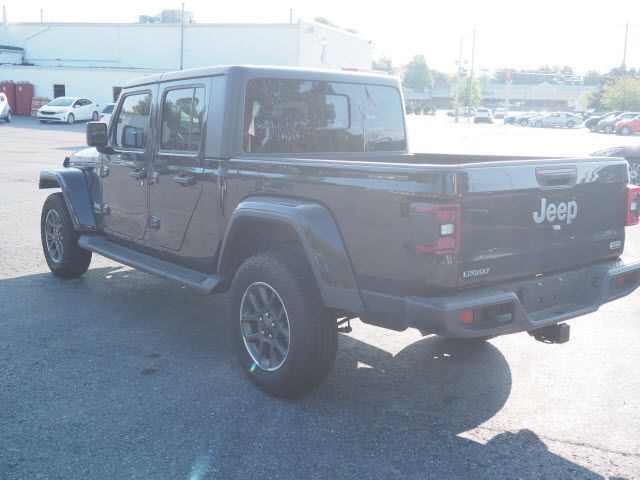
(415, 204, 461, 255)
(626, 185, 640, 226)
(98, 115, 104, 120)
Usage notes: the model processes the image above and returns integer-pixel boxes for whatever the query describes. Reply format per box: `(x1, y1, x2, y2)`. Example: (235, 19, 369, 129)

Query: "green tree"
(602, 77, 640, 111)
(401, 54, 432, 91)
(372, 56, 397, 74)
(452, 77, 481, 109)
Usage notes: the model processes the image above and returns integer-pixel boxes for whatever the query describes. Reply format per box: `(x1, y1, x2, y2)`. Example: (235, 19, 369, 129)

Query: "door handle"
(129, 169, 147, 180)
(172, 174, 196, 186)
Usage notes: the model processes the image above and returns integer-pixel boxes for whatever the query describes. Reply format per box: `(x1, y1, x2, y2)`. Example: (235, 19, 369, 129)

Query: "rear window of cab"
(243, 78, 406, 154)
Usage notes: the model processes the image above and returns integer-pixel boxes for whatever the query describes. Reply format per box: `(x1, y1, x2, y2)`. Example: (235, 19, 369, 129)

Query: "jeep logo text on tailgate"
(533, 198, 577, 225)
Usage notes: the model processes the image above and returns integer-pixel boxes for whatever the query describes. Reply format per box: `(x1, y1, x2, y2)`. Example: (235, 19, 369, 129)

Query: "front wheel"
(41, 193, 92, 278)
(604, 125, 613, 134)
(230, 250, 338, 397)
(535, 120, 543, 128)
(67, 113, 75, 124)
(5, 110, 11, 123)
(621, 127, 632, 136)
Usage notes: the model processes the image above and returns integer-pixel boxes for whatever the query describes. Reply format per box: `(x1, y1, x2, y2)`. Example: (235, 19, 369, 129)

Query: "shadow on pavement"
(0, 267, 607, 479)
(1, 116, 86, 133)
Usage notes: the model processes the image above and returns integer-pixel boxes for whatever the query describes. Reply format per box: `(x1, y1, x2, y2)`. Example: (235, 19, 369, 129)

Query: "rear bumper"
(363, 258, 640, 338)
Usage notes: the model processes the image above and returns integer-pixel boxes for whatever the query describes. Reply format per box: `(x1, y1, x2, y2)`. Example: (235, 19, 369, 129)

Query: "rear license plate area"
(517, 272, 581, 314)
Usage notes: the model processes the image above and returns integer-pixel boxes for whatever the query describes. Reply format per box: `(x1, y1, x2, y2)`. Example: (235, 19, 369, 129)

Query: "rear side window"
(114, 92, 152, 150)
(244, 78, 405, 154)
(160, 86, 206, 152)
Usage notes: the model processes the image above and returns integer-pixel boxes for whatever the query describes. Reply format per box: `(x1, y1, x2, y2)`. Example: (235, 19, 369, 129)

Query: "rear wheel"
(40, 193, 92, 278)
(230, 250, 338, 397)
(621, 126, 632, 136)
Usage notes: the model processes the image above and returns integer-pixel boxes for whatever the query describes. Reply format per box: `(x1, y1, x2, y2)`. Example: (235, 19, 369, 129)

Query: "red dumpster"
(0, 81, 17, 113)
(16, 82, 34, 116)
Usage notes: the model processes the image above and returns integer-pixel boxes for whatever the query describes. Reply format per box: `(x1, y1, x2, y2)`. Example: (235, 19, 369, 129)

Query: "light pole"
(179, 2, 185, 70)
(454, 37, 463, 123)
(467, 29, 475, 122)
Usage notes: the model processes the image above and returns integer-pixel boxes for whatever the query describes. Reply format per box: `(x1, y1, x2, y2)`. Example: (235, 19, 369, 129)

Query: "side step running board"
(78, 234, 224, 295)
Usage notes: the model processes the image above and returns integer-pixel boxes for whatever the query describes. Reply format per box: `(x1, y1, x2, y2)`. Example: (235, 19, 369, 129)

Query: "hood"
(40, 106, 69, 112)
(68, 147, 101, 165)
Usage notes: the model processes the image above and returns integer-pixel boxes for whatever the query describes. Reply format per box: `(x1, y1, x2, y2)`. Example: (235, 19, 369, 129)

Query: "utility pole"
(622, 22, 629, 72)
(467, 29, 475, 122)
(179, 2, 185, 70)
(455, 37, 463, 123)
(289, 8, 293, 24)
(40, 9, 43, 22)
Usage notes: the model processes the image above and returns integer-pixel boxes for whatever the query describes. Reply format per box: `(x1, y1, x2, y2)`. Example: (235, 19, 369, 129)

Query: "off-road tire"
(230, 250, 338, 397)
(41, 192, 92, 278)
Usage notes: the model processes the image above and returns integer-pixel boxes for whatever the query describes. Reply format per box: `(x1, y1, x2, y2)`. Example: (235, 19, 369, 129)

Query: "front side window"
(114, 92, 152, 150)
(244, 78, 405, 154)
(160, 87, 205, 152)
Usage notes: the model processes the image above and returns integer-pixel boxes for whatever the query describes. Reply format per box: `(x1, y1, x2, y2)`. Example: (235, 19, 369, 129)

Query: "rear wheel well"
(220, 218, 307, 282)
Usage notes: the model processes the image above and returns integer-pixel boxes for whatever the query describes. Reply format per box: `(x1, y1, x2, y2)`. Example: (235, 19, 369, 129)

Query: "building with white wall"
(0, 17, 373, 108)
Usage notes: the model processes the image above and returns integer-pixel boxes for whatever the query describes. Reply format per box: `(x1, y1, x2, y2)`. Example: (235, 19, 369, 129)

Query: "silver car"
(0, 92, 11, 123)
(530, 112, 583, 129)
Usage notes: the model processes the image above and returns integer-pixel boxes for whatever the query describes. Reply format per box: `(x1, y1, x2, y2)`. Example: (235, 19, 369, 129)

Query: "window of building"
(160, 86, 205, 152)
(113, 87, 122, 102)
(53, 84, 66, 98)
(114, 92, 152, 149)
(243, 78, 405, 154)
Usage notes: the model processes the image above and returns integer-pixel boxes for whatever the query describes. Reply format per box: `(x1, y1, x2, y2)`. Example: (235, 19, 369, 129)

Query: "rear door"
(458, 159, 629, 288)
(146, 79, 209, 251)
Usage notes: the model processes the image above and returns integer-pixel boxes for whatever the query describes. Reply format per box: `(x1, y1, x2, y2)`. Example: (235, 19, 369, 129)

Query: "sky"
(3, 0, 640, 74)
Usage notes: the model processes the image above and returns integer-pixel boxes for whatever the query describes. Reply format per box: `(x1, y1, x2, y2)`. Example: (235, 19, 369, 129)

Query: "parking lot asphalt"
(1, 115, 639, 479)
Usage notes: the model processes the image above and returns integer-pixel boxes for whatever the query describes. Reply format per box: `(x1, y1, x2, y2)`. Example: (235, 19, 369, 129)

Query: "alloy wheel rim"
(240, 282, 291, 372)
(45, 209, 64, 263)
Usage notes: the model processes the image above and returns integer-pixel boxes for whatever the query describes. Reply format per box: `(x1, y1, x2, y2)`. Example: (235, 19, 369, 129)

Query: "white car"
(38, 97, 100, 124)
(0, 93, 11, 123)
(98, 103, 116, 125)
(474, 108, 493, 124)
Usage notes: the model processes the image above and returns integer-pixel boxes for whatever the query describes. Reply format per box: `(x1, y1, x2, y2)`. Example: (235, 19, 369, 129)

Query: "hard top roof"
(124, 65, 400, 88)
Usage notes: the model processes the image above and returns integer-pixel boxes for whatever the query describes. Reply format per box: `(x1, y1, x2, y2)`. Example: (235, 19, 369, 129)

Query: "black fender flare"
(218, 196, 364, 313)
(39, 168, 97, 231)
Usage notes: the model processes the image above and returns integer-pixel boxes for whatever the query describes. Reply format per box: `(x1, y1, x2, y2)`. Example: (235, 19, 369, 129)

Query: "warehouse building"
(0, 10, 373, 109)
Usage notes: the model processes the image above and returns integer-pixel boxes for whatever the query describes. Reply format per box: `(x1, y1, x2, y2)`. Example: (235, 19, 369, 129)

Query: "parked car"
(37, 97, 100, 124)
(0, 92, 11, 123)
(584, 111, 623, 132)
(530, 112, 583, 128)
(615, 115, 640, 136)
(592, 144, 640, 184)
(98, 103, 116, 125)
(597, 112, 640, 134)
(503, 111, 528, 125)
(474, 108, 493, 124)
(39, 65, 640, 396)
(446, 108, 475, 117)
(492, 107, 506, 119)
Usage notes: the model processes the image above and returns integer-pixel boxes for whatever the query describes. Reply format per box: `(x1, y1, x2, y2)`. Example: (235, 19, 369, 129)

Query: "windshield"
(102, 104, 115, 114)
(48, 97, 75, 107)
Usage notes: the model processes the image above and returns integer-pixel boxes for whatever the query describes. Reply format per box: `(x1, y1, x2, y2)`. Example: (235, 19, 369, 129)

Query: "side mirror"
(86, 121, 108, 148)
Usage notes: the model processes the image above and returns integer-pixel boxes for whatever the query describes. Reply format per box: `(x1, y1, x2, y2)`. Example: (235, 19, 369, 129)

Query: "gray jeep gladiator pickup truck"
(39, 66, 640, 396)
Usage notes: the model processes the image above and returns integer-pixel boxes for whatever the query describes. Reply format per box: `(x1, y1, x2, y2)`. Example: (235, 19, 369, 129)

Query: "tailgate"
(459, 158, 629, 287)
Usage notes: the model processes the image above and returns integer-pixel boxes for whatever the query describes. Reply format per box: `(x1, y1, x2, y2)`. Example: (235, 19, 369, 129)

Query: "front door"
(147, 81, 208, 250)
(102, 89, 154, 240)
